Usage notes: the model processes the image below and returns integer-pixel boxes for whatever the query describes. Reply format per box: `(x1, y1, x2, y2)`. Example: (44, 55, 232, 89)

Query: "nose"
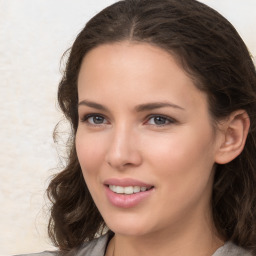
(105, 125, 142, 170)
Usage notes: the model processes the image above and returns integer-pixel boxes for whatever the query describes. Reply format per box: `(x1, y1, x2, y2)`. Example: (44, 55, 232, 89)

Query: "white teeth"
(133, 186, 140, 193)
(116, 186, 124, 193)
(109, 185, 151, 194)
(124, 186, 133, 194)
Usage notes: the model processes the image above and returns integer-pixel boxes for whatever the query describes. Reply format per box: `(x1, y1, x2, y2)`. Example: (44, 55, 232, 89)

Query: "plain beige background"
(0, 0, 255, 255)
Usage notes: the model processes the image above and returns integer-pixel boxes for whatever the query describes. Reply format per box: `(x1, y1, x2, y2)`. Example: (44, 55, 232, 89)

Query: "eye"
(146, 115, 175, 126)
(81, 114, 108, 125)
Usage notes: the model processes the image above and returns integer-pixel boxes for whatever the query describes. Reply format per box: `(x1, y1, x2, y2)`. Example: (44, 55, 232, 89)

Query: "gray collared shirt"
(16, 234, 252, 256)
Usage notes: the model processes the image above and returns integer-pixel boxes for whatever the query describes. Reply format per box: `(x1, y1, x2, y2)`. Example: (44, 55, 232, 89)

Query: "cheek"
(145, 130, 215, 221)
(144, 126, 216, 188)
(75, 132, 109, 206)
(75, 132, 106, 178)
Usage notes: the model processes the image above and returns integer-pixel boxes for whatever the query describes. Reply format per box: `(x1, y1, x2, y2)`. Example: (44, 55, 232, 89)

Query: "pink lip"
(103, 178, 154, 208)
(104, 178, 153, 188)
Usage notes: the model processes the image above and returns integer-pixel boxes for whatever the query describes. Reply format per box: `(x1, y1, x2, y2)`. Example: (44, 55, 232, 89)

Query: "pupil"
(154, 116, 166, 125)
(93, 116, 104, 124)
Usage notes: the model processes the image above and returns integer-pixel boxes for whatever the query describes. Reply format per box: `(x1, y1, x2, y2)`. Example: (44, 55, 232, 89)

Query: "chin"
(104, 214, 151, 237)
(109, 225, 150, 237)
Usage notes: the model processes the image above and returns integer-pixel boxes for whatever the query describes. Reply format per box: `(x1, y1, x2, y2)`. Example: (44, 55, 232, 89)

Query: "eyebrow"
(78, 100, 185, 112)
(78, 100, 108, 111)
(135, 102, 185, 112)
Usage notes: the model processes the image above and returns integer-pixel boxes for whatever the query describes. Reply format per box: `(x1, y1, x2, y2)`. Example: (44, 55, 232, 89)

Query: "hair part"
(47, 0, 256, 253)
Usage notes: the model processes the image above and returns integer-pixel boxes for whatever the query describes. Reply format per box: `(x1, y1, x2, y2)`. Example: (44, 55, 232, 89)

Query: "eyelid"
(79, 113, 177, 127)
(80, 113, 109, 125)
(144, 114, 177, 126)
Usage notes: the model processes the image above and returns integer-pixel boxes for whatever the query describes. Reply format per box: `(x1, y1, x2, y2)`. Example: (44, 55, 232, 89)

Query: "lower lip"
(104, 186, 154, 208)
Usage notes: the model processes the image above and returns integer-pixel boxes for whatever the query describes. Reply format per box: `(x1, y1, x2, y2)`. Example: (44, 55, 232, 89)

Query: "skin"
(76, 42, 226, 256)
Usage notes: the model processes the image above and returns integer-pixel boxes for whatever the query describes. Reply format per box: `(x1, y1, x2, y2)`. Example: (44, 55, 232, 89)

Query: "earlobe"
(215, 110, 250, 164)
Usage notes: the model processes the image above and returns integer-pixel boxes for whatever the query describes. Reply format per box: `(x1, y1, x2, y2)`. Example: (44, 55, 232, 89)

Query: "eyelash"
(145, 115, 176, 126)
(80, 113, 109, 127)
(80, 113, 176, 127)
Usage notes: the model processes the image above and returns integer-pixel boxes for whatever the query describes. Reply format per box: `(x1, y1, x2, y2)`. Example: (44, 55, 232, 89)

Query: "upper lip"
(103, 178, 154, 188)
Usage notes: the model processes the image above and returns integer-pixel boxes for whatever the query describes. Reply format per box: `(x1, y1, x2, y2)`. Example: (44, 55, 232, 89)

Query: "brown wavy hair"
(47, 0, 256, 254)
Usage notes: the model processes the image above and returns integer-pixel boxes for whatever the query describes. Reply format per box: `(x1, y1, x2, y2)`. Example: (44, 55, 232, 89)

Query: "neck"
(106, 214, 224, 256)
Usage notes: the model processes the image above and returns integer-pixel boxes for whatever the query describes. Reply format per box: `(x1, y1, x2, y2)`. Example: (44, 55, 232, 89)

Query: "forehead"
(77, 42, 208, 112)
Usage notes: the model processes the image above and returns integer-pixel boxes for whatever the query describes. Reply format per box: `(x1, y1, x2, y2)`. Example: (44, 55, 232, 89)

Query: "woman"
(20, 0, 256, 255)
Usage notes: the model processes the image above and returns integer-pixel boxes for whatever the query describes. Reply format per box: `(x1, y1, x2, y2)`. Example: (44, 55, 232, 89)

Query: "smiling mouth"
(108, 185, 154, 195)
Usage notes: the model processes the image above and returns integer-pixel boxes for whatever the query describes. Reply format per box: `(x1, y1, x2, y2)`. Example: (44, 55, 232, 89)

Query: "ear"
(215, 110, 250, 164)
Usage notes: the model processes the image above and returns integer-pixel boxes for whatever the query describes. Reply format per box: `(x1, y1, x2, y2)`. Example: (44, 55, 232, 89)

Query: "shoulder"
(74, 233, 110, 256)
(13, 233, 110, 256)
(213, 241, 252, 256)
(13, 251, 58, 256)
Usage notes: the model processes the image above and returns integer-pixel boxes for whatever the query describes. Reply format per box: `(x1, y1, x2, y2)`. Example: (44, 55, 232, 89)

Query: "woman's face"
(76, 42, 222, 237)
